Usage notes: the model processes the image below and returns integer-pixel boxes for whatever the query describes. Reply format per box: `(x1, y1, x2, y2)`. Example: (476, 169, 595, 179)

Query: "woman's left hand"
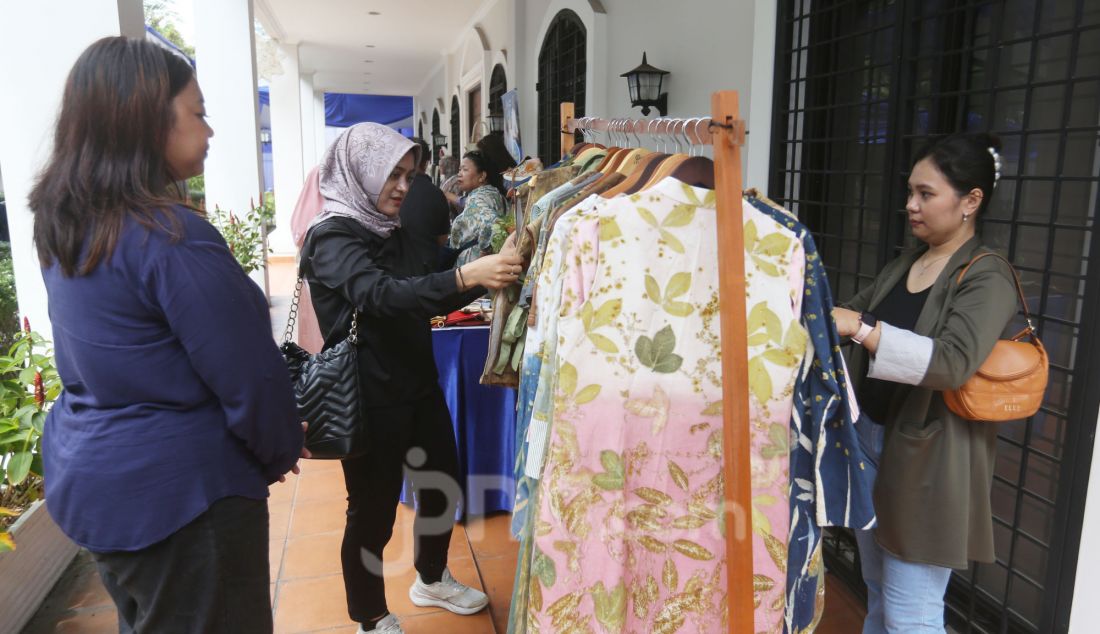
(832, 307, 862, 338)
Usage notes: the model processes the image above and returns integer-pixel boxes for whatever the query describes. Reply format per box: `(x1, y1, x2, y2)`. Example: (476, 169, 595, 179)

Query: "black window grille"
(432, 109, 441, 159)
(770, 1, 1100, 632)
(489, 64, 508, 121)
(537, 9, 586, 165)
(450, 96, 461, 159)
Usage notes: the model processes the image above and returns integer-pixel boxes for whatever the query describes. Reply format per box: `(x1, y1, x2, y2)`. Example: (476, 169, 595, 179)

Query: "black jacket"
(300, 216, 481, 406)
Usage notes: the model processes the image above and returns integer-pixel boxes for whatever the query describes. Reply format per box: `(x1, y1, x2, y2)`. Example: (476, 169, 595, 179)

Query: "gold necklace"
(916, 253, 951, 274)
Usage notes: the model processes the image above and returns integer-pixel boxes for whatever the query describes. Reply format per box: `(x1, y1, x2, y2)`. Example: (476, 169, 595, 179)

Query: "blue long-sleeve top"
(41, 206, 302, 552)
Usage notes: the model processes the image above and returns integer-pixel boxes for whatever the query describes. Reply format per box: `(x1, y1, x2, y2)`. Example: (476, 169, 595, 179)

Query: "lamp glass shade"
(638, 72, 664, 102)
(626, 74, 641, 103)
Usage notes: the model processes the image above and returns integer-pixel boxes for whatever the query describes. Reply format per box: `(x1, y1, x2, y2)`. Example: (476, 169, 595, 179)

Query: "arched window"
(488, 64, 507, 132)
(431, 109, 441, 160)
(450, 96, 461, 159)
(537, 9, 586, 165)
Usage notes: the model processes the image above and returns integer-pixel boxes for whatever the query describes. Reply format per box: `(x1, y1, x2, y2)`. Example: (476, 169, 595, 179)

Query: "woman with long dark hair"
(834, 133, 1019, 632)
(300, 123, 522, 633)
(31, 37, 304, 632)
(446, 149, 507, 268)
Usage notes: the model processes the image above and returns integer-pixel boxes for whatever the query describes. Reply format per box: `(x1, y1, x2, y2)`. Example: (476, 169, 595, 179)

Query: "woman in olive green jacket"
(833, 133, 1019, 633)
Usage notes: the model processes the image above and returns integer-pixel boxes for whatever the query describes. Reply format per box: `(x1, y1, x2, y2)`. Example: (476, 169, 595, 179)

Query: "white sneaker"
(357, 613, 403, 633)
(408, 568, 489, 615)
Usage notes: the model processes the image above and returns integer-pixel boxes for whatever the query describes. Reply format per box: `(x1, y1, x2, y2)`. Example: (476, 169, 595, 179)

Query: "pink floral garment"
(527, 177, 805, 633)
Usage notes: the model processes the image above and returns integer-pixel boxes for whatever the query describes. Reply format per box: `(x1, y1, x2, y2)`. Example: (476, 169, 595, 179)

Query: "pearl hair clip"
(988, 146, 1002, 188)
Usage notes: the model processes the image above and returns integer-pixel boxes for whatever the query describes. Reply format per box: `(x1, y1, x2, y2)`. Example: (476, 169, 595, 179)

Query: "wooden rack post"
(711, 90, 753, 634)
(560, 102, 575, 158)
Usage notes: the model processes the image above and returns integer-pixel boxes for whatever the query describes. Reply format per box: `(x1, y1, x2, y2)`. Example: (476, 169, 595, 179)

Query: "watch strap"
(852, 320, 875, 345)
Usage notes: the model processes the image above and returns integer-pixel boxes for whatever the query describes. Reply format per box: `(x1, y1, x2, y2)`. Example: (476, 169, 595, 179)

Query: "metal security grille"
(489, 64, 507, 120)
(450, 96, 461, 159)
(537, 9, 586, 164)
(770, 0, 1100, 632)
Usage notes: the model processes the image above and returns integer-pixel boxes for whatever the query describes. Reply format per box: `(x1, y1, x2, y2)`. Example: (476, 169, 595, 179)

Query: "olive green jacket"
(843, 236, 1019, 569)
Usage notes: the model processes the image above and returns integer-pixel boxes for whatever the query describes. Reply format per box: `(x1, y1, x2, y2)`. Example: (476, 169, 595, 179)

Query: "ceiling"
(255, 0, 486, 96)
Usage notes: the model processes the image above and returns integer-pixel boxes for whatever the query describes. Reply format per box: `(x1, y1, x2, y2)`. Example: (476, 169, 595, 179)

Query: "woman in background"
(446, 150, 506, 269)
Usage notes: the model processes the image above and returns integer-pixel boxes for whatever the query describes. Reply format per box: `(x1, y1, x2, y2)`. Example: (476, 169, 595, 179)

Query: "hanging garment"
(479, 170, 603, 386)
(507, 198, 606, 634)
(744, 194, 877, 632)
(522, 177, 807, 633)
(478, 165, 580, 387)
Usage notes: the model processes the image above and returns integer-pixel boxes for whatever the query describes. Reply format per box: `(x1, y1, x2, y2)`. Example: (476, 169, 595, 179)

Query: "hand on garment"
(832, 307, 863, 338)
(460, 248, 524, 291)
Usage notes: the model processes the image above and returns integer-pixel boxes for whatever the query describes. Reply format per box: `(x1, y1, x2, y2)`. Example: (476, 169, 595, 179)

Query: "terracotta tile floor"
(21, 259, 869, 632)
(23, 463, 867, 633)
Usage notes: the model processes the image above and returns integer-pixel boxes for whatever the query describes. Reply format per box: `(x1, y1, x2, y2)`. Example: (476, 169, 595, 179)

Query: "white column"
(0, 0, 144, 335)
(268, 43, 304, 255)
(299, 73, 317, 172)
(1070, 408, 1100, 632)
(193, 0, 263, 220)
(313, 89, 328, 161)
(747, 0, 778, 190)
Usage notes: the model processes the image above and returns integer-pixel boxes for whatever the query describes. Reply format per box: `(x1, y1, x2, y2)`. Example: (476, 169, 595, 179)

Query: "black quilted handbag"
(280, 278, 366, 459)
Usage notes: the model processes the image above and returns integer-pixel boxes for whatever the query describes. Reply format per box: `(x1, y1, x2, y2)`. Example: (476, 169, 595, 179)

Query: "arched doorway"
(488, 63, 507, 134)
(450, 96, 461, 159)
(431, 108, 442, 162)
(537, 9, 586, 165)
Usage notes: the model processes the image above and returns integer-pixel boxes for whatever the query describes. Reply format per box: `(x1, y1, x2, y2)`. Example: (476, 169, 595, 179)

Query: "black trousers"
(341, 386, 462, 622)
(91, 496, 272, 634)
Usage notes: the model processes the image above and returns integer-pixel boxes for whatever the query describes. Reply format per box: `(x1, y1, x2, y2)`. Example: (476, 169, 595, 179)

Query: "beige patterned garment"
(525, 177, 806, 633)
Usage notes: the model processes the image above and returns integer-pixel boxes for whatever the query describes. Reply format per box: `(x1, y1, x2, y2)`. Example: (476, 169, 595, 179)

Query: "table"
(401, 326, 517, 518)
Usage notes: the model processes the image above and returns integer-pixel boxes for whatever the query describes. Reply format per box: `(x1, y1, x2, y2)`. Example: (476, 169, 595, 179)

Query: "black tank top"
(858, 274, 932, 424)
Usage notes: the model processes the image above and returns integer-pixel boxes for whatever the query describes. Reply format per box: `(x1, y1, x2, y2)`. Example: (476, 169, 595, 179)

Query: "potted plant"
(209, 194, 277, 297)
(0, 320, 78, 633)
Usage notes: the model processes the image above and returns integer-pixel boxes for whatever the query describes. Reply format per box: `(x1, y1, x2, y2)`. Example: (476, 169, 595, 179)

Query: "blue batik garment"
(746, 195, 876, 633)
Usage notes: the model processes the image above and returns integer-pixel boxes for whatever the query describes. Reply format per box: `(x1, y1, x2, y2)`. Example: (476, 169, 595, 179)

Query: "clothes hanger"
(604, 119, 669, 197)
(665, 118, 715, 189)
(615, 121, 652, 175)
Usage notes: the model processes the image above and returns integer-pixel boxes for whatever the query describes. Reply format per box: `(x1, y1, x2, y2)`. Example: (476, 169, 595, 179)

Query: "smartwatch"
(851, 312, 878, 345)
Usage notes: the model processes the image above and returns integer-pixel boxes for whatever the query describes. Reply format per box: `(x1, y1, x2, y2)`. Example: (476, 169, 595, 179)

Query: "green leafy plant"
(209, 195, 275, 275)
(0, 320, 60, 551)
(0, 243, 21, 352)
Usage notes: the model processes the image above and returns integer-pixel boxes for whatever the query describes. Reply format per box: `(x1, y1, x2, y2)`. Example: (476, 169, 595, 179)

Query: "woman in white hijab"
(300, 124, 522, 634)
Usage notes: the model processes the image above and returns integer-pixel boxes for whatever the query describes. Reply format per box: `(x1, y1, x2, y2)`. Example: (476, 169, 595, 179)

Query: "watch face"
(862, 313, 878, 327)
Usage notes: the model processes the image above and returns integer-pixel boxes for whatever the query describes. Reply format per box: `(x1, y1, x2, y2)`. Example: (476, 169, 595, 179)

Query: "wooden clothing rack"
(561, 92, 752, 634)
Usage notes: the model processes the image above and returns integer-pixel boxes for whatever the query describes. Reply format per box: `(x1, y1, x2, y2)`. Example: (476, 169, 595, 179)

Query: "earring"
(963, 214, 970, 222)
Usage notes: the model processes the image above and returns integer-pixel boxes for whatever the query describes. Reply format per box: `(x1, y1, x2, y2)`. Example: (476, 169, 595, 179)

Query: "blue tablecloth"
(402, 326, 516, 517)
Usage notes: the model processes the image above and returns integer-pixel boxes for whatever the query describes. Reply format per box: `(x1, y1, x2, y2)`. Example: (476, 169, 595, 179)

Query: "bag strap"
(954, 252, 1035, 334)
(283, 277, 358, 345)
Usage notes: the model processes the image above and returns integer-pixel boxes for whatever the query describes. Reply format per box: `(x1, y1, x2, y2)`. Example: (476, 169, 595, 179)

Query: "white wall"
(0, 0, 145, 335)
(1069, 409, 1100, 632)
(516, 0, 766, 173)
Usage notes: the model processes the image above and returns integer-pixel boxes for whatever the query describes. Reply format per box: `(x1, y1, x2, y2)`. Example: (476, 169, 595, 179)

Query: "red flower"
(23, 317, 30, 334)
(34, 372, 44, 409)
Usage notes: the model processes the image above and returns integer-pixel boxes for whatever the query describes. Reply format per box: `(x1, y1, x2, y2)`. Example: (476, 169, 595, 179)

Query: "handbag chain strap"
(954, 252, 1036, 334)
(283, 277, 359, 346)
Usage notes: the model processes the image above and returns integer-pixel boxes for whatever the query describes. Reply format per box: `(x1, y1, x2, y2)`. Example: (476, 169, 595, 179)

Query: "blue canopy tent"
(256, 88, 414, 190)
